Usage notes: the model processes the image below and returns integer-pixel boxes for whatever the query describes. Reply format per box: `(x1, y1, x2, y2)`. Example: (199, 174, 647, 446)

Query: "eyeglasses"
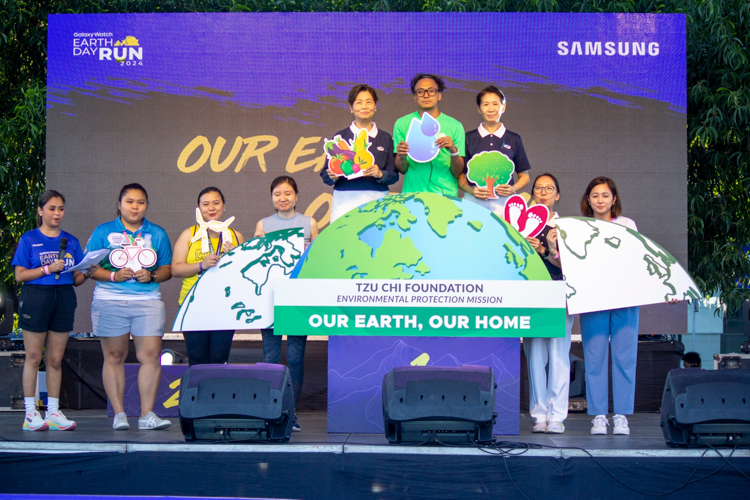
(533, 186, 557, 194)
(415, 88, 438, 97)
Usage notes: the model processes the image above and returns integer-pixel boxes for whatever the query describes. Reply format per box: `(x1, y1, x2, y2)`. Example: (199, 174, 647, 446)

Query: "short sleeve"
(73, 239, 84, 264)
(11, 235, 32, 269)
(155, 229, 173, 266)
(452, 121, 466, 157)
(392, 117, 408, 151)
(513, 136, 531, 174)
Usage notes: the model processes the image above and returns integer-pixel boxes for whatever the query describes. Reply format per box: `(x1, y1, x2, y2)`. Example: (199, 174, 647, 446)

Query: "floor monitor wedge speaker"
(382, 365, 496, 445)
(179, 363, 294, 442)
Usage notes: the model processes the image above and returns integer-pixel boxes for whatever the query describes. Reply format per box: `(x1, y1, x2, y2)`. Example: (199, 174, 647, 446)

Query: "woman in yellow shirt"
(172, 187, 244, 365)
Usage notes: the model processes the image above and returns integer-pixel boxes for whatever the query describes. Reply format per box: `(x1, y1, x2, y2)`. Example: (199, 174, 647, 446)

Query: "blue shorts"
(91, 299, 166, 338)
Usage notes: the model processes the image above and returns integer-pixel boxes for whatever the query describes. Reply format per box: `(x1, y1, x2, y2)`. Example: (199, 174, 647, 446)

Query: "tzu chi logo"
(72, 32, 143, 66)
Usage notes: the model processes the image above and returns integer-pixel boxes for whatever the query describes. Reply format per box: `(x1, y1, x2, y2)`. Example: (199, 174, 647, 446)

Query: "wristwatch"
(150, 270, 157, 282)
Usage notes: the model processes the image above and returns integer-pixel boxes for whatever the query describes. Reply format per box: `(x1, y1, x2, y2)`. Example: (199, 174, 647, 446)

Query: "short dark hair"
(580, 176, 622, 218)
(37, 190, 65, 227)
(476, 86, 506, 107)
(348, 84, 379, 106)
(117, 183, 148, 217)
(532, 173, 561, 195)
(682, 351, 702, 368)
(410, 73, 445, 94)
(270, 175, 298, 194)
(197, 186, 225, 205)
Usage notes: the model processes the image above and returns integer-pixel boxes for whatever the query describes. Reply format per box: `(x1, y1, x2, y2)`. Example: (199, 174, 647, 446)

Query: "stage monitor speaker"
(382, 365, 496, 445)
(661, 368, 750, 446)
(179, 363, 294, 443)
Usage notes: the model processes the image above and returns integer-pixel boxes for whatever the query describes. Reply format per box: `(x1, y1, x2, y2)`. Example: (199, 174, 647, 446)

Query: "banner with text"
(275, 279, 566, 337)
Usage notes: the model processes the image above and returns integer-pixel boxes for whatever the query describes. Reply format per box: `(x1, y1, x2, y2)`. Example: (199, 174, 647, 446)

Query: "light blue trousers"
(579, 306, 639, 416)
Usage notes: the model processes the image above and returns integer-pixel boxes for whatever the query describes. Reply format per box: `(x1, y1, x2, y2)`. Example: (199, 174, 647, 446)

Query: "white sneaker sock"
(24, 397, 36, 414)
(47, 397, 59, 413)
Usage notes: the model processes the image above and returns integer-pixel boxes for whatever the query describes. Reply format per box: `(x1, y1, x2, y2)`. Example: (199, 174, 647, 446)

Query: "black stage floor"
(1, 410, 749, 499)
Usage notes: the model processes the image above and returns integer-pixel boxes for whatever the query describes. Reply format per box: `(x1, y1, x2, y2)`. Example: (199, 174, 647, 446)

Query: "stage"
(1, 410, 748, 499)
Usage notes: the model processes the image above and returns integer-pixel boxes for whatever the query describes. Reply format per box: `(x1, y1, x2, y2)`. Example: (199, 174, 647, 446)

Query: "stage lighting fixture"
(160, 349, 175, 365)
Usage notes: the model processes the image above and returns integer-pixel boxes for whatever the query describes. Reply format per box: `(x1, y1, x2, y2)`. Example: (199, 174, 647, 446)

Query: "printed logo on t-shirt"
(377, 146, 385, 151)
(39, 251, 75, 270)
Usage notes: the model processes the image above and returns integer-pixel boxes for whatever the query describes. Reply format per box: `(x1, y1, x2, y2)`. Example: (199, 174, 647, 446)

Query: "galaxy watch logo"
(73, 33, 143, 66)
(557, 41, 660, 56)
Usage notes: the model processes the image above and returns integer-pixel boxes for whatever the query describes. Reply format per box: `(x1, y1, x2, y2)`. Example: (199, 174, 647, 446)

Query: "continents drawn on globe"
(604, 236, 621, 249)
(296, 192, 550, 282)
(565, 281, 577, 300)
(242, 241, 301, 295)
(172, 228, 304, 332)
(558, 219, 600, 259)
(231, 302, 262, 324)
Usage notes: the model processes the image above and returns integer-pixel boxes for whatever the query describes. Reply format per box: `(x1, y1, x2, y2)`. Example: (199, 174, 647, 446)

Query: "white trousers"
(524, 313, 574, 423)
(462, 192, 509, 217)
(330, 190, 387, 222)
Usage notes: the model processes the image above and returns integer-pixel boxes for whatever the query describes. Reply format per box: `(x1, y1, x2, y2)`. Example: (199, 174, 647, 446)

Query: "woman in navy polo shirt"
(320, 84, 398, 222)
(13, 190, 92, 431)
(459, 86, 531, 214)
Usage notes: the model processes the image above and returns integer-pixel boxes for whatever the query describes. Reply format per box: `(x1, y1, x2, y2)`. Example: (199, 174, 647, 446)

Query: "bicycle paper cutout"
(323, 130, 374, 180)
(503, 194, 549, 238)
(109, 236, 157, 271)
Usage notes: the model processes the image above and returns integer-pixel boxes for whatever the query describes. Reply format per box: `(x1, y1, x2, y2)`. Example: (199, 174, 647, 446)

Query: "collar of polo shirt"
(478, 122, 506, 139)
(350, 122, 379, 138)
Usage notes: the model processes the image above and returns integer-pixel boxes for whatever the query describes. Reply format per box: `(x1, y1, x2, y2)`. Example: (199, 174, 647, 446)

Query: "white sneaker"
(532, 421, 547, 433)
(22, 410, 49, 431)
(591, 415, 609, 435)
(113, 412, 130, 430)
(138, 411, 171, 430)
(46, 410, 76, 431)
(546, 421, 565, 434)
(613, 414, 630, 435)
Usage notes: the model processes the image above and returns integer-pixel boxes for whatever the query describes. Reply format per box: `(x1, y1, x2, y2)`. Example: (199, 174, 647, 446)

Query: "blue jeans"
(183, 330, 235, 366)
(261, 329, 307, 408)
(579, 306, 640, 416)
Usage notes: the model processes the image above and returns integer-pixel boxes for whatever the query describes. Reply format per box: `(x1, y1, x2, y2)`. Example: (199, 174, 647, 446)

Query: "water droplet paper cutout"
(405, 113, 441, 163)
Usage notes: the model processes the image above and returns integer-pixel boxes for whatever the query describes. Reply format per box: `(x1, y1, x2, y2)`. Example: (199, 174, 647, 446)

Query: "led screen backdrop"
(47, 12, 687, 336)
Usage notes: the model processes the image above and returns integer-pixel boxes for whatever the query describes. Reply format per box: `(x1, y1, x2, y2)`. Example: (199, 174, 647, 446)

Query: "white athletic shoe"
(113, 412, 130, 430)
(138, 411, 171, 430)
(532, 421, 547, 433)
(546, 421, 565, 434)
(591, 415, 609, 435)
(23, 410, 49, 431)
(46, 410, 76, 431)
(613, 414, 630, 435)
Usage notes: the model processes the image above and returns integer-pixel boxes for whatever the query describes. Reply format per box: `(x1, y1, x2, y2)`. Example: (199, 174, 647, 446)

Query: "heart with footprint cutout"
(503, 194, 550, 239)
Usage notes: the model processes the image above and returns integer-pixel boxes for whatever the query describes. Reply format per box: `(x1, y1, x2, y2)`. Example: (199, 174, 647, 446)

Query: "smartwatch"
(150, 270, 157, 282)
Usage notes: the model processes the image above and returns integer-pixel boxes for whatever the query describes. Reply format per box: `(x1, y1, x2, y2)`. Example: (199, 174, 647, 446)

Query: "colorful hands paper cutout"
(503, 194, 549, 238)
(405, 113, 441, 163)
(466, 151, 515, 199)
(324, 130, 373, 180)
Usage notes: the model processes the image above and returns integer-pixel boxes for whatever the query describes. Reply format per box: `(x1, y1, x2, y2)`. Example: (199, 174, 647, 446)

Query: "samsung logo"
(557, 41, 660, 56)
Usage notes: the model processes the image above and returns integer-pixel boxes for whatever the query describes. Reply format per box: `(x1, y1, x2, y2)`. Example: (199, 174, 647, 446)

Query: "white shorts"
(91, 299, 166, 337)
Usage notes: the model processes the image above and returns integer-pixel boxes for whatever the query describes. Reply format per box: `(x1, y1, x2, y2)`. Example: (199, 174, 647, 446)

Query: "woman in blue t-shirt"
(12, 190, 92, 432)
(85, 183, 173, 432)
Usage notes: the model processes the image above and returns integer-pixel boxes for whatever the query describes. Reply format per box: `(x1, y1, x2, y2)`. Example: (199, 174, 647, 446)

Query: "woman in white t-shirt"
(578, 177, 639, 436)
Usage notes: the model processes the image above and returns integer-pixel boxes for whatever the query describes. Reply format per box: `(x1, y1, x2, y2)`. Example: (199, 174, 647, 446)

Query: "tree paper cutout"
(405, 113, 441, 163)
(190, 207, 236, 253)
(323, 129, 374, 180)
(503, 194, 549, 238)
(466, 151, 515, 199)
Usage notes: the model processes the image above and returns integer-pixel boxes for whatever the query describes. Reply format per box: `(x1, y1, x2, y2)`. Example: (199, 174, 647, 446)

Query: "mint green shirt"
(393, 111, 466, 196)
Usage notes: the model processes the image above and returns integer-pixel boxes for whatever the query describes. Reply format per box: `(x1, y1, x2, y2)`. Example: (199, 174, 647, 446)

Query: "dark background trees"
(2, 0, 748, 312)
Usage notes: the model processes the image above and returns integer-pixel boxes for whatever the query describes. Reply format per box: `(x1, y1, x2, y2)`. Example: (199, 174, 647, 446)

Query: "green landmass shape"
(605, 237, 621, 249)
(241, 228, 303, 294)
(559, 218, 601, 259)
(468, 220, 483, 232)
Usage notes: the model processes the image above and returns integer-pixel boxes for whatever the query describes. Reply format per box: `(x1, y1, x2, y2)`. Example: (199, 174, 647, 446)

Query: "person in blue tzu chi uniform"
(458, 86, 531, 215)
(13, 190, 93, 432)
(320, 84, 398, 222)
(577, 177, 639, 436)
(523, 174, 574, 435)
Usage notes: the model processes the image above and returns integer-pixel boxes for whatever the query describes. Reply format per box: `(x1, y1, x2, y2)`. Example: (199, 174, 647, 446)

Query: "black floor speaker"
(661, 368, 750, 446)
(382, 365, 496, 445)
(179, 363, 295, 442)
